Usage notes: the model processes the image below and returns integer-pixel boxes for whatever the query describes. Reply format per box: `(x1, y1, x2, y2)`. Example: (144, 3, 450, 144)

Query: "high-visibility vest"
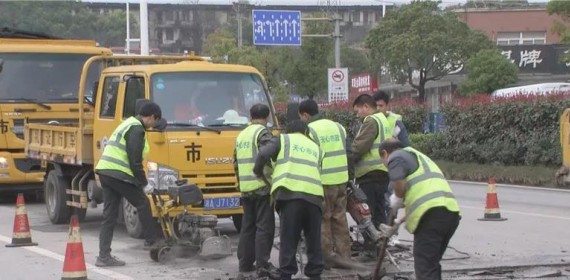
(96, 117, 150, 177)
(308, 119, 348, 185)
(236, 124, 269, 192)
(402, 147, 460, 233)
(354, 112, 391, 178)
(386, 112, 402, 137)
(271, 134, 323, 197)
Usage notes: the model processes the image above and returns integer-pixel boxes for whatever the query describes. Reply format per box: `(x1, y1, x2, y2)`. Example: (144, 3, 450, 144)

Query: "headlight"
(146, 162, 179, 190)
(0, 157, 8, 169)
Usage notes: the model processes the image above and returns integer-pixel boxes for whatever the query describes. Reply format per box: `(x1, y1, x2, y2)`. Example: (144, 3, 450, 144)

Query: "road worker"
(254, 120, 324, 280)
(95, 102, 164, 267)
(298, 99, 352, 268)
(373, 90, 410, 245)
(234, 104, 279, 279)
(373, 90, 409, 146)
(348, 94, 391, 229)
(379, 139, 461, 280)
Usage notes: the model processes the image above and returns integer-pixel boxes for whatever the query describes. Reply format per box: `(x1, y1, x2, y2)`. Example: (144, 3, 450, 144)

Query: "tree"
(338, 45, 371, 75)
(202, 27, 236, 60)
(283, 14, 334, 98)
(365, 1, 494, 101)
(459, 50, 518, 95)
(547, 1, 570, 52)
(0, 2, 138, 47)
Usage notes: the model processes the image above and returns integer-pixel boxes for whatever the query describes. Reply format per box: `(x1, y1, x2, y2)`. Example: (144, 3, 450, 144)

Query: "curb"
(448, 180, 570, 193)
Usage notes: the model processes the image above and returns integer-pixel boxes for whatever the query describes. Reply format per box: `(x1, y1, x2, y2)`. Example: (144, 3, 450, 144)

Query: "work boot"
(236, 271, 256, 280)
(95, 255, 126, 267)
(257, 262, 280, 279)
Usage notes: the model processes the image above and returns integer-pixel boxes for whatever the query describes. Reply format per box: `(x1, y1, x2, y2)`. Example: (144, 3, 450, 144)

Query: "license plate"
(204, 197, 240, 210)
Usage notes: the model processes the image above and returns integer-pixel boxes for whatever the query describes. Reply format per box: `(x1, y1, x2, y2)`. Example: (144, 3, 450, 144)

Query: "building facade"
(86, 2, 392, 54)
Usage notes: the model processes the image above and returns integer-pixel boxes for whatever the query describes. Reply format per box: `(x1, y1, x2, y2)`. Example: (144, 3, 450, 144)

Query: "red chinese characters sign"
(350, 73, 378, 97)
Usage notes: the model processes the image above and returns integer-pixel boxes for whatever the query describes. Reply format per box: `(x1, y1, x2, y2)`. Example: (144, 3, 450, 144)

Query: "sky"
(81, 0, 549, 7)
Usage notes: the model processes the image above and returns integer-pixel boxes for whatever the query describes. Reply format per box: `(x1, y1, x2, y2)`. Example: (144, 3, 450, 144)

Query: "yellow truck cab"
(0, 28, 111, 195)
(25, 55, 277, 237)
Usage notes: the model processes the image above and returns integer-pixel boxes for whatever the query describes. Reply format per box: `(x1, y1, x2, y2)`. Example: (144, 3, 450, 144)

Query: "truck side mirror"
(0, 59, 3, 73)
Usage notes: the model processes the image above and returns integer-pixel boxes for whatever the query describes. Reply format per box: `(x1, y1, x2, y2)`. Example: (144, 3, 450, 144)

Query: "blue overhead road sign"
(252, 10, 302, 46)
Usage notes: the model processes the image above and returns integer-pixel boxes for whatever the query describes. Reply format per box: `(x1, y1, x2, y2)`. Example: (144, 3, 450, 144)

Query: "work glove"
(389, 193, 404, 210)
(143, 183, 154, 194)
(378, 216, 405, 238)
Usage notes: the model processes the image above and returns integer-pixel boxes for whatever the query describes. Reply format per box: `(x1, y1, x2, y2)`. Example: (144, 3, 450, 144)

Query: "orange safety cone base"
(5, 240, 38, 247)
(62, 215, 87, 280)
(479, 178, 507, 221)
(6, 193, 38, 247)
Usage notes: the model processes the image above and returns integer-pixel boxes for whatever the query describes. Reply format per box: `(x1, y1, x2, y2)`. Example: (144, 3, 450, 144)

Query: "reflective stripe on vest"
(236, 124, 268, 192)
(271, 134, 323, 197)
(95, 117, 150, 177)
(386, 113, 402, 137)
(308, 119, 348, 185)
(402, 147, 460, 233)
(355, 112, 390, 178)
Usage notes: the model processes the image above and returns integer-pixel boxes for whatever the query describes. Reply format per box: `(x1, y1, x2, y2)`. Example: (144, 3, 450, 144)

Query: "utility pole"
(140, 0, 149, 55)
(301, 16, 343, 68)
(333, 14, 341, 68)
(126, 0, 130, 55)
(233, 1, 244, 48)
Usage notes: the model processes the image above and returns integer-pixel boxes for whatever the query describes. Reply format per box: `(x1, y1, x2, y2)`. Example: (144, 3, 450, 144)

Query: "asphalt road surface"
(0, 181, 569, 279)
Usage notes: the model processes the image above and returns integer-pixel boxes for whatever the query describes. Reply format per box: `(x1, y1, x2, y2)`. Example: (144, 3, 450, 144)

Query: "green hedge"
(439, 94, 570, 166)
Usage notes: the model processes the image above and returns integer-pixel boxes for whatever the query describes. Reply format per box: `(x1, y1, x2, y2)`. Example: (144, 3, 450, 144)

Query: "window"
(0, 53, 101, 103)
(351, 11, 361, 23)
(150, 72, 274, 128)
(165, 29, 174, 41)
(123, 77, 146, 119)
(99, 76, 120, 118)
(496, 31, 546, 46)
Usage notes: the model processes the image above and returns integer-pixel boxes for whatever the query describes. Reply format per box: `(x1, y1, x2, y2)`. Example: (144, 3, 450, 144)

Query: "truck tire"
(45, 171, 71, 224)
(123, 199, 144, 239)
(232, 214, 243, 233)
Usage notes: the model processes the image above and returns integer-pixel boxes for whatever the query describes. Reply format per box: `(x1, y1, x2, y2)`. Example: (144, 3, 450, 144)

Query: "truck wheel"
(123, 199, 144, 239)
(232, 214, 243, 233)
(45, 171, 71, 224)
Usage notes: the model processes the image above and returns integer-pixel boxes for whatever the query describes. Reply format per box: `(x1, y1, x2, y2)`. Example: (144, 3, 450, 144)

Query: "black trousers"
(359, 175, 389, 228)
(237, 195, 276, 272)
(413, 207, 460, 280)
(98, 174, 160, 257)
(277, 199, 323, 279)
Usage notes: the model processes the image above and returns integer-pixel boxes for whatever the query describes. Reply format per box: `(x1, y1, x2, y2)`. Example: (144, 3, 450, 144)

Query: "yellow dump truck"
(24, 55, 277, 237)
(0, 28, 112, 196)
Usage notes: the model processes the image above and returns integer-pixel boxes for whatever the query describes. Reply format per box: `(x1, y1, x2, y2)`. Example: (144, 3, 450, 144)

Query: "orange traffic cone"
(62, 215, 87, 280)
(478, 177, 508, 221)
(5, 193, 38, 247)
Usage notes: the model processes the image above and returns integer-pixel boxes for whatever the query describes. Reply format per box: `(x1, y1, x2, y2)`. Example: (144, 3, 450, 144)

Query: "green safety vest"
(235, 124, 269, 193)
(402, 147, 460, 233)
(96, 117, 150, 177)
(386, 112, 402, 137)
(271, 134, 323, 197)
(354, 112, 391, 178)
(308, 119, 348, 185)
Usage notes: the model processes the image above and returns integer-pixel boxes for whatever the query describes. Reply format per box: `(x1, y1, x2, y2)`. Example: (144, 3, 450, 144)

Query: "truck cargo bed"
(25, 122, 93, 166)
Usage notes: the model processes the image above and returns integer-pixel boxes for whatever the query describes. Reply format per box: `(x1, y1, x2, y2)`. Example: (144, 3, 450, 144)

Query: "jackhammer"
(346, 180, 384, 246)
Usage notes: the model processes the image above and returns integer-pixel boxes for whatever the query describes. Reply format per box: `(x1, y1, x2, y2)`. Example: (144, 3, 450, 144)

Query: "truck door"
(93, 74, 124, 165)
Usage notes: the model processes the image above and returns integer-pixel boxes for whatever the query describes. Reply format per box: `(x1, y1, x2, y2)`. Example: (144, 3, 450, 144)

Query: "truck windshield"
(150, 72, 275, 127)
(0, 53, 100, 103)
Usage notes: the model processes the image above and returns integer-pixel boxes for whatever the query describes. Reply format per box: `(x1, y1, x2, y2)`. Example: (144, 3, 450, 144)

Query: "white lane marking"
(449, 180, 570, 193)
(460, 205, 570, 221)
(0, 234, 134, 280)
